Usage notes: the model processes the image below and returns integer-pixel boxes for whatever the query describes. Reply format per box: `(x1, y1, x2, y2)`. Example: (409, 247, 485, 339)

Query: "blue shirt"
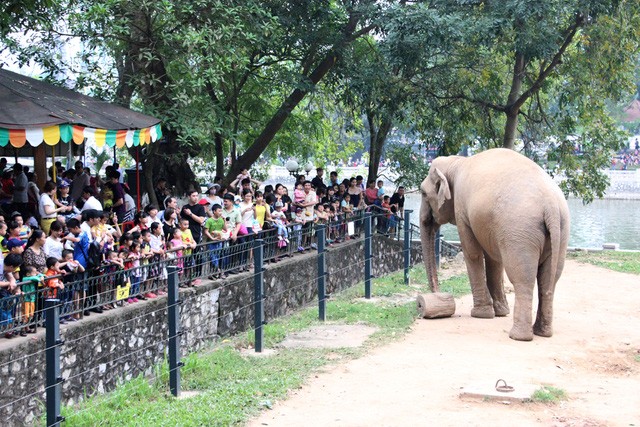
(73, 231, 90, 269)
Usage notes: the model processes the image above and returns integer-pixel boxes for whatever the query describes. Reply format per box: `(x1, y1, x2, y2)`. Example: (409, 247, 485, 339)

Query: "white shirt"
(43, 236, 64, 260)
(81, 196, 103, 212)
(80, 222, 94, 242)
(39, 193, 57, 219)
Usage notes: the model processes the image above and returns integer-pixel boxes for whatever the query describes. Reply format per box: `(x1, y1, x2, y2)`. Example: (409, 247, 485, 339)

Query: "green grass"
(567, 250, 640, 275)
(531, 386, 567, 403)
(61, 267, 470, 426)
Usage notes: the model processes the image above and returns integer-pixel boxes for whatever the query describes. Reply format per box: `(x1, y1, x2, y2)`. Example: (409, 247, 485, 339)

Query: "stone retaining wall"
(0, 235, 422, 426)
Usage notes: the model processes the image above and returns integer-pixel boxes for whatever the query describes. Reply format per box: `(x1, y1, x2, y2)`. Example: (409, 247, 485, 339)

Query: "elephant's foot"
(509, 324, 533, 341)
(533, 320, 553, 337)
(470, 305, 495, 319)
(493, 300, 510, 317)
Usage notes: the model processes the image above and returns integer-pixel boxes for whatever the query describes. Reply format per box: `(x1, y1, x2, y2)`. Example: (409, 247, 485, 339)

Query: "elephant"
(420, 148, 570, 341)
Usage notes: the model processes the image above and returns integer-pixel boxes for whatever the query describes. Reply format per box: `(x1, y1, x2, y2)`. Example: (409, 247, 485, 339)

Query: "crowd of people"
(0, 160, 407, 339)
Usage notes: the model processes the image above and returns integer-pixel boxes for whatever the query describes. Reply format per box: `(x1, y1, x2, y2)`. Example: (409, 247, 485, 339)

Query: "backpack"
(84, 241, 103, 269)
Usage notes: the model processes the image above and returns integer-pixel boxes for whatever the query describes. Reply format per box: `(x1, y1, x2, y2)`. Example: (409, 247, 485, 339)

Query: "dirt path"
(248, 260, 640, 427)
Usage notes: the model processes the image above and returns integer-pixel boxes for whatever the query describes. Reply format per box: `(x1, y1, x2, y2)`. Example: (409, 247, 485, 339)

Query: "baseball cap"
(234, 195, 242, 202)
(295, 207, 303, 212)
(198, 198, 210, 205)
(6, 238, 25, 250)
(57, 180, 70, 188)
(275, 201, 283, 208)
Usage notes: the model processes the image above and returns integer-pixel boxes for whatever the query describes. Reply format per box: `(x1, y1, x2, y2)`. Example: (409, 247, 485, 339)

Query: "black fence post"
(404, 210, 413, 285)
(316, 224, 326, 321)
(254, 239, 265, 352)
(45, 299, 63, 427)
(167, 266, 182, 397)
(364, 212, 372, 299)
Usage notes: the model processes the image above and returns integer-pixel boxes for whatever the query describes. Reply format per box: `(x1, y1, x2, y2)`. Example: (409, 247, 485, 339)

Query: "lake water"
(404, 194, 640, 250)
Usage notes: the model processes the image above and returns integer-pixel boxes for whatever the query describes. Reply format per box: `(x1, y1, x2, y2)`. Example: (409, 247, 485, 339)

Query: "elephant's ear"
(432, 168, 451, 210)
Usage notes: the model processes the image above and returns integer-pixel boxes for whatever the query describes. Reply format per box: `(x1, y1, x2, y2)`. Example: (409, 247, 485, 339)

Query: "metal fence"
(0, 210, 432, 426)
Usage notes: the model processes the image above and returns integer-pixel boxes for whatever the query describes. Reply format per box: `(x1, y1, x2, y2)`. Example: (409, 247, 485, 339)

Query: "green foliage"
(385, 142, 431, 190)
(566, 250, 640, 274)
(531, 386, 567, 403)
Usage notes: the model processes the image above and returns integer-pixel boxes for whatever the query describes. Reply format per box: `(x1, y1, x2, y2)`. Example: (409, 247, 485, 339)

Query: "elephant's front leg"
(459, 229, 495, 318)
(485, 255, 509, 317)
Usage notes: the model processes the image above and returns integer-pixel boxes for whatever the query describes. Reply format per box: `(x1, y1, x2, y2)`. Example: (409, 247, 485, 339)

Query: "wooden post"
(417, 293, 456, 319)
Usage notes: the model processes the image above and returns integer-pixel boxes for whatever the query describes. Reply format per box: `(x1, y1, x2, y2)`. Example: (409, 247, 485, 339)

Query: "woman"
(39, 181, 71, 234)
(161, 207, 178, 240)
(43, 220, 65, 260)
(238, 190, 256, 269)
(23, 230, 48, 275)
(273, 184, 292, 219)
(27, 172, 40, 219)
(347, 177, 363, 210)
(204, 183, 223, 209)
(253, 191, 272, 230)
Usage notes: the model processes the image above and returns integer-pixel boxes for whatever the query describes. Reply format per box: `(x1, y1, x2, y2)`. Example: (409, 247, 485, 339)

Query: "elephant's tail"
(543, 203, 562, 285)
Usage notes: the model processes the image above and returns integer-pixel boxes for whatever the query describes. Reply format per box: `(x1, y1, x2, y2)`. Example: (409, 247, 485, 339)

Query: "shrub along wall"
(0, 235, 422, 426)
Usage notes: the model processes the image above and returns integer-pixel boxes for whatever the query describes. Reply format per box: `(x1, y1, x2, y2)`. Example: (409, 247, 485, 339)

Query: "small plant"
(531, 386, 567, 403)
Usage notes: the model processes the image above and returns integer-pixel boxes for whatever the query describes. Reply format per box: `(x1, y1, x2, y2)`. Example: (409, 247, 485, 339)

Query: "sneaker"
(298, 246, 305, 252)
(132, 298, 139, 303)
(127, 298, 134, 304)
(310, 243, 317, 249)
(138, 295, 147, 301)
(192, 279, 202, 286)
(278, 235, 283, 241)
(157, 290, 167, 295)
(145, 293, 157, 299)
(19, 331, 27, 337)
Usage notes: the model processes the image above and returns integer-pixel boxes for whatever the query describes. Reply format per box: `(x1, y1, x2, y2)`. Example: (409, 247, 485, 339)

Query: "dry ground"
(248, 259, 640, 427)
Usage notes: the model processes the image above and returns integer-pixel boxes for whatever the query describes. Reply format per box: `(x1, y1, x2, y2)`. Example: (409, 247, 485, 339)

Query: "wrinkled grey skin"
(420, 148, 570, 341)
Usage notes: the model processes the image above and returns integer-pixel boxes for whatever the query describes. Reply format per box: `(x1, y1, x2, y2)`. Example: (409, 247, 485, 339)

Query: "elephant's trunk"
(420, 211, 440, 293)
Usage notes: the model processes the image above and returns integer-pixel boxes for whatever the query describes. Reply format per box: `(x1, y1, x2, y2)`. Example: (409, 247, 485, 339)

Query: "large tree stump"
(417, 293, 456, 319)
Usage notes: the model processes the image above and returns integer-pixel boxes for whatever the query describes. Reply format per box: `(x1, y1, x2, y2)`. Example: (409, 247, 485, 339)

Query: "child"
(204, 204, 227, 279)
(271, 202, 289, 242)
(167, 228, 185, 283)
(60, 249, 85, 320)
(388, 205, 399, 236)
(1, 254, 22, 338)
(127, 242, 142, 303)
(292, 207, 305, 251)
(20, 266, 43, 334)
(293, 182, 305, 206)
(179, 218, 196, 286)
(149, 222, 166, 295)
(102, 250, 124, 308)
(0, 222, 7, 255)
(11, 212, 31, 243)
(140, 229, 157, 299)
(44, 257, 65, 300)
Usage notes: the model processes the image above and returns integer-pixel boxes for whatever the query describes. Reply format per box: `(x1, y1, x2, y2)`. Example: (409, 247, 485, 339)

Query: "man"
(154, 177, 170, 208)
(180, 190, 206, 244)
(80, 186, 103, 213)
(311, 167, 325, 191)
(70, 161, 90, 202)
(181, 189, 206, 284)
(158, 196, 178, 222)
(390, 186, 406, 219)
(328, 171, 339, 188)
(107, 171, 126, 220)
(12, 163, 28, 217)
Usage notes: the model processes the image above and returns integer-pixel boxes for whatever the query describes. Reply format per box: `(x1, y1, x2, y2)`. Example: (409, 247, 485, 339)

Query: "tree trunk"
(224, 14, 367, 185)
(366, 114, 393, 183)
(503, 51, 525, 149)
(215, 132, 224, 179)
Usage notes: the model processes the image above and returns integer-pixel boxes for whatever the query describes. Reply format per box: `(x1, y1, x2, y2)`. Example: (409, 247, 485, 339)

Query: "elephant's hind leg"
(504, 263, 537, 341)
(533, 258, 557, 337)
(485, 255, 509, 317)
